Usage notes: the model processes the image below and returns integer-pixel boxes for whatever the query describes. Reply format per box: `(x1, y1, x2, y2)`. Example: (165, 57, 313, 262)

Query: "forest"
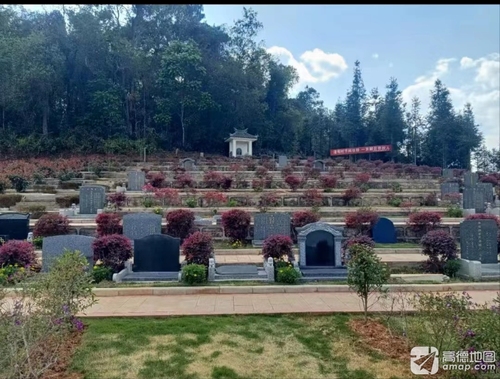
(0, 5, 497, 170)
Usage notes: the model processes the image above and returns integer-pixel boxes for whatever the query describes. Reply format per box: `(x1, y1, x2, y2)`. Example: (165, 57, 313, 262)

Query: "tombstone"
(252, 213, 291, 246)
(0, 213, 30, 241)
(463, 172, 478, 188)
(463, 187, 486, 213)
(180, 158, 195, 171)
(441, 182, 459, 197)
(133, 234, 180, 272)
(372, 217, 397, 244)
(278, 155, 288, 168)
(42, 235, 95, 272)
(79, 185, 106, 214)
(460, 220, 498, 264)
(298, 222, 344, 267)
(127, 171, 145, 191)
(476, 182, 494, 204)
(442, 169, 454, 179)
(313, 160, 325, 171)
(123, 213, 162, 241)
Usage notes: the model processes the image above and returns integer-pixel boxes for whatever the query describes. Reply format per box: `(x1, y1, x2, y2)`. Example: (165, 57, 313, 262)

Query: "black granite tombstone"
(133, 234, 180, 272)
(305, 230, 335, 266)
(0, 213, 30, 241)
(372, 217, 397, 244)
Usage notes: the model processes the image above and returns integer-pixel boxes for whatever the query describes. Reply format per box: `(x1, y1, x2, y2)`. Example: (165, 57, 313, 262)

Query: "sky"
(21, 5, 500, 150)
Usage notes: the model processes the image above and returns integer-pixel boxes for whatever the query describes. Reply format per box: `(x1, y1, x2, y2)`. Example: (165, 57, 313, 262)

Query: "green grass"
(70, 315, 412, 379)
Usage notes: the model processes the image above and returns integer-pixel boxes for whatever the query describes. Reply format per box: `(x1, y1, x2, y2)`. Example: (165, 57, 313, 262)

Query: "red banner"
(330, 145, 392, 156)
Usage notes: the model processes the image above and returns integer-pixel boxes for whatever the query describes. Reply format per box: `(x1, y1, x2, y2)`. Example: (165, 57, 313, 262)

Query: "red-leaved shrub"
(203, 191, 227, 207)
(341, 235, 375, 264)
(221, 209, 251, 242)
(203, 171, 224, 189)
(285, 175, 302, 191)
(166, 209, 195, 240)
(33, 213, 70, 237)
(422, 192, 438, 206)
(174, 173, 195, 188)
(344, 208, 379, 235)
(155, 188, 180, 206)
(261, 235, 294, 261)
(259, 192, 281, 210)
(342, 187, 362, 205)
(319, 175, 337, 189)
(92, 234, 132, 272)
(107, 192, 127, 209)
(407, 211, 442, 234)
(95, 213, 122, 237)
(254, 166, 269, 179)
(148, 172, 165, 188)
(354, 172, 371, 185)
(479, 174, 499, 187)
(292, 210, 320, 229)
(0, 240, 37, 267)
(420, 230, 458, 273)
(181, 231, 213, 266)
(280, 165, 294, 178)
(302, 189, 323, 207)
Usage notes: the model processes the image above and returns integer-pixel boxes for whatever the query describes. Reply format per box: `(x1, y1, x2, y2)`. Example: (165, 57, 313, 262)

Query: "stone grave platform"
(214, 264, 267, 282)
(121, 271, 179, 282)
(299, 266, 348, 282)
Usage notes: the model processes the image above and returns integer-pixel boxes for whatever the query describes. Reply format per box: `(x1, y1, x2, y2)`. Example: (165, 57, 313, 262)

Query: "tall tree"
(342, 60, 367, 152)
(405, 96, 425, 165)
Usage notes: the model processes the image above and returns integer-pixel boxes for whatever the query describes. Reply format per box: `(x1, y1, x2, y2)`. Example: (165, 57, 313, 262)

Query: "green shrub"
(0, 264, 32, 285)
(185, 198, 197, 208)
(153, 207, 163, 215)
(443, 259, 461, 278)
(275, 261, 300, 284)
(391, 182, 403, 192)
(142, 197, 154, 208)
(92, 264, 113, 283)
(32, 236, 43, 249)
(445, 205, 463, 218)
(8, 175, 29, 193)
(181, 264, 207, 285)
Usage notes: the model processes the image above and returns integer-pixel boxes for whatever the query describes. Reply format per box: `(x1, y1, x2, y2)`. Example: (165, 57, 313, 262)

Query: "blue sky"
(22, 5, 500, 150)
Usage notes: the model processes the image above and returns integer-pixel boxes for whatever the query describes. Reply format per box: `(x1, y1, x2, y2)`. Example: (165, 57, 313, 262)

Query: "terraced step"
(121, 272, 179, 282)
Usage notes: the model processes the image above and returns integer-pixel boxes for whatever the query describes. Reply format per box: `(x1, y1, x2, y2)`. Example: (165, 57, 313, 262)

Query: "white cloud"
(402, 54, 500, 151)
(267, 46, 348, 94)
(372, 53, 379, 59)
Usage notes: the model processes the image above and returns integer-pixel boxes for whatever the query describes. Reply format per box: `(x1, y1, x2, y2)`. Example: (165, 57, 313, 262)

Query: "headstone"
(133, 234, 180, 272)
(476, 182, 494, 204)
(0, 213, 30, 241)
(252, 213, 291, 245)
(460, 220, 498, 264)
(180, 158, 195, 171)
(127, 171, 146, 191)
(372, 217, 397, 244)
(123, 213, 162, 241)
(79, 185, 106, 214)
(42, 235, 95, 272)
(298, 222, 344, 267)
(313, 160, 325, 171)
(463, 172, 478, 188)
(441, 182, 459, 197)
(442, 169, 454, 179)
(278, 155, 288, 168)
(463, 187, 486, 213)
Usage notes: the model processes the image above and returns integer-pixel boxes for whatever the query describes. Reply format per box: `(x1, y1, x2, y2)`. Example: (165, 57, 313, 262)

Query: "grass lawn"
(70, 315, 410, 379)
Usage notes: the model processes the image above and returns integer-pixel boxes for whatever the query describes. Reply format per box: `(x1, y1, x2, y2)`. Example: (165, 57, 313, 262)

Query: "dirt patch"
(349, 318, 410, 362)
(41, 330, 84, 379)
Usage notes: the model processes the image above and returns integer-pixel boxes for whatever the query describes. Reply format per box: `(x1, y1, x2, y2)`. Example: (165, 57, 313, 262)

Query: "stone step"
(300, 267, 349, 278)
(121, 272, 179, 282)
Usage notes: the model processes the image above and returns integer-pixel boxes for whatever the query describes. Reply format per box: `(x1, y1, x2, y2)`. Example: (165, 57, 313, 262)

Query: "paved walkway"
(79, 290, 498, 317)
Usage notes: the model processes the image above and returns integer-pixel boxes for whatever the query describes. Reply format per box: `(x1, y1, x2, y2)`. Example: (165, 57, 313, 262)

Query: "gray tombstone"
(123, 213, 162, 241)
(313, 160, 325, 171)
(441, 182, 459, 197)
(79, 185, 106, 214)
(127, 171, 146, 191)
(42, 235, 95, 272)
(252, 212, 291, 246)
(460, 220, 498, 264)
(372, 217, 397, 244)
(0, 213, 30, 241)
(297, 222, 344, 267)
(180, 158, 195, 171)
(278, 155, 288, 168)
(463, 187, 486, 213)
(443, 169, 454, 179)
(133, 234, 180, 272)
(463, 172, 478, 188)
(476, 182, 494, 204)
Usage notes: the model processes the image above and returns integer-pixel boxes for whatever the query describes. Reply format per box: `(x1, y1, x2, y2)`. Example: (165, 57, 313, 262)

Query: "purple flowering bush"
(0, 250, 96, 377)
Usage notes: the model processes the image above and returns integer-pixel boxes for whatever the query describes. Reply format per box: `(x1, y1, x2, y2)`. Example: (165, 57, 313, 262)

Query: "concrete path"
(80, 290, 498, 317)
